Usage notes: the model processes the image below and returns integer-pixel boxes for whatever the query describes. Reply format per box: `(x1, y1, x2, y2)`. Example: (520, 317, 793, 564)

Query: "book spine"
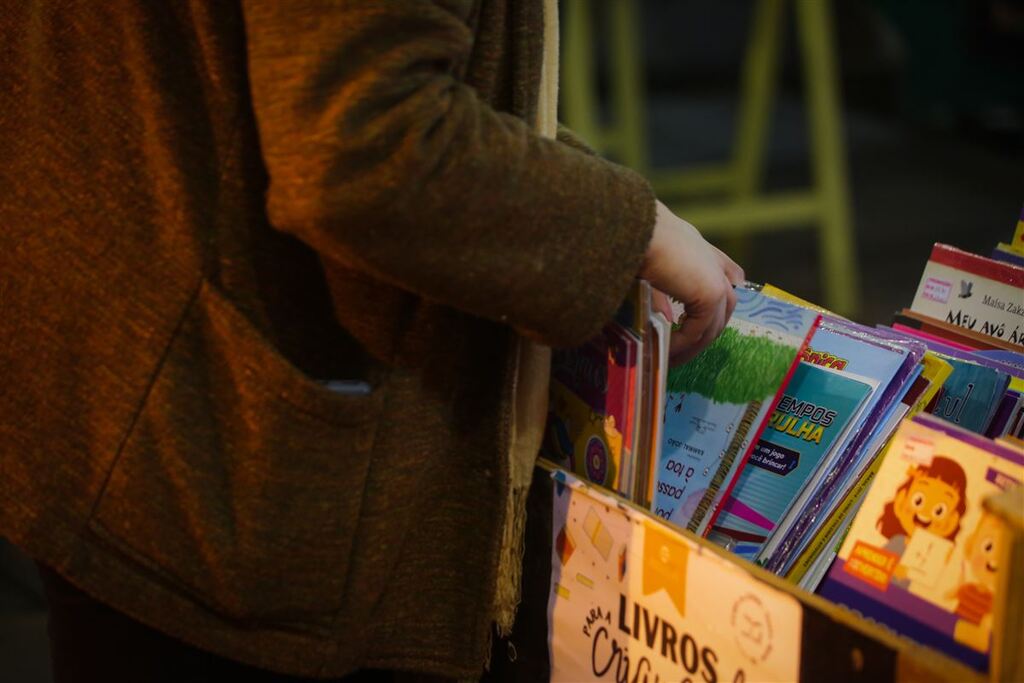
(688, 399, 761, 535)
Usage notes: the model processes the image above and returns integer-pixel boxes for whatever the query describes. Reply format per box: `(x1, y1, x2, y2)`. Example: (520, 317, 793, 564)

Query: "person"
(0, 1, 742, 681)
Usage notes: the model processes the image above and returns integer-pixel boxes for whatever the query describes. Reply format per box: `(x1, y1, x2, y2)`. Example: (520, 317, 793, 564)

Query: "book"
(789, 356, 951, 591)
(990, 244, 1024, 268)
(926, 356, 1010, 435)
(893, 308, 1020, 352)
(757, 320, 924, 571)
(761, 283, 836, 317)
(881, 327, 1017, 434)
(636, 310, 671, 507)
(651, 288, 820, 536)
(909, 244, 1024, 349)
(614, 281, 653, 498)
(710, 362, 874, 558)
(545, 323, 639, 491)
(819, 413, 1024, 671)
(1013, 203, 1024, 254)
(985, 390, 1021, 439)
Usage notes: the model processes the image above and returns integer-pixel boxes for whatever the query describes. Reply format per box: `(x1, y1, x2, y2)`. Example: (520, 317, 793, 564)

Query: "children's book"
(613, 281, 652, 498)
(651, 288, 820, 536)
(785, 352, 955, 587)
(545, 324, 638, 492)
(909, 244, 1024, 350)
(819, 413, 1024, 672)
(710, 362, 874, 558)
(990, 245, 1024, 267)
(985, 390, 1022, 439)
(893, 308, 1020, 352)
(1013, 203, 1024, 254)
(761, 283, 836, 317)
(757, 321, 923, 570)
(880, 328, 1017, 434)
(636, 310, 671, 507)
(925, 357, 1011, 435)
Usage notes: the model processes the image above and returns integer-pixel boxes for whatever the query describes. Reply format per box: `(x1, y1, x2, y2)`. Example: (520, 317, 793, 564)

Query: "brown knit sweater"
(0, 0, 656, 678)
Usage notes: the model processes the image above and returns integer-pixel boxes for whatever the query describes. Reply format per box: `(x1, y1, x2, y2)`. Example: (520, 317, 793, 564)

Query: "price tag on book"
(548, 471, 802, 683)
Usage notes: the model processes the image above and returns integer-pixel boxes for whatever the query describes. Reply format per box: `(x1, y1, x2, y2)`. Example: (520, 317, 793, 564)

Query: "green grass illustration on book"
(667, 327, 796, 404)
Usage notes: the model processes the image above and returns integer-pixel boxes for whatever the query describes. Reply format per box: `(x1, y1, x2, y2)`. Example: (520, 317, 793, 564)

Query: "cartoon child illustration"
(946, 511, 1004, 653)
(876, 456, 967, 588)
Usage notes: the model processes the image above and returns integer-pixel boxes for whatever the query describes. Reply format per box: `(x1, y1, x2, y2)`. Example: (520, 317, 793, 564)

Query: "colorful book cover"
(762, 283, 836, 317)
(651, 289, 820, 536)
(758, 321, 921, 570)
(1013, 203, 1024, 254)
(545, 324, 638, 490)
(974, 348, 1024, 370)
(990, 244, 1024, 267)
(790, 363, 937, 590)
(985, 390, 1021, 439)
(637, 311, 671, 508)
(711, 362, 873, 558)
(820, 413, 1024, 671)
(1006, 396, 1024, 438)
(611, 281, 651, 498)
(910, 244, 1024, 349)
(925, 357, 1010, 435)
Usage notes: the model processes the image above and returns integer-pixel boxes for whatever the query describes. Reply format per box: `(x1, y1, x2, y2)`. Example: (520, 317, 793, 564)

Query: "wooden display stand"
(484, 463, 1022, 683)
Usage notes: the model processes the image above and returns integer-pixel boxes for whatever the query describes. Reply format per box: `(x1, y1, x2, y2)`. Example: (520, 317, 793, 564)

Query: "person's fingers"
(651, 288, 674, 322)
(714, 246, 745, 286)
(701, 290, 728, 349)
(668, 277, 732, 366)
(710, 245, 743, 282)
(724, 283, 738, 325)
(668, 308, 713, 363)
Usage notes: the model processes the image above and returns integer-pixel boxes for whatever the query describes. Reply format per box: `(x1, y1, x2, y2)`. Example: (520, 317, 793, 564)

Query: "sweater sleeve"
(556, 124, 599, 157)
(240, 1, 656, 348)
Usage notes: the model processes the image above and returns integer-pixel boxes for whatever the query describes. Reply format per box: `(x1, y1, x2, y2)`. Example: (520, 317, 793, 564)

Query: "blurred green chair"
(562, 0, 859, 316)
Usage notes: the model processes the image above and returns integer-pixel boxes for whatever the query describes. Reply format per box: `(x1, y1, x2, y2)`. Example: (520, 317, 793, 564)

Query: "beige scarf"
(492, 0, 559, 639)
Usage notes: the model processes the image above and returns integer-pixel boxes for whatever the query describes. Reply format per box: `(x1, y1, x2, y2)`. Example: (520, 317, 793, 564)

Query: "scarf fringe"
(494, 484, 529, 637)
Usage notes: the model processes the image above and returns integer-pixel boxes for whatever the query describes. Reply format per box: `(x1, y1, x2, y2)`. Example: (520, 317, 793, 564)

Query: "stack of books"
(543, 205, 1024, 671)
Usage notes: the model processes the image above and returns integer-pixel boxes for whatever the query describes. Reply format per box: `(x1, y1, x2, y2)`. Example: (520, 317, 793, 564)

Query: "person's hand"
(641, 200, 745, 364)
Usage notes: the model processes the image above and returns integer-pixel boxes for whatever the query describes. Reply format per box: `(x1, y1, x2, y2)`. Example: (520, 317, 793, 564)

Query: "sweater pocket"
(88, 279, 384, 634)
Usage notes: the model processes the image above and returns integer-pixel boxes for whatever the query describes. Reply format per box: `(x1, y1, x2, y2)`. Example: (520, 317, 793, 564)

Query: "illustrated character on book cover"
(876, 457, 967, 588)
(945, 510, 1004, 653)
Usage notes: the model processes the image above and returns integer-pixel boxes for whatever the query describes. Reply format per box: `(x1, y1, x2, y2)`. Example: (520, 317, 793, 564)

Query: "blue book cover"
(710, 362, 873, 558)
(758, 321, 917, 568)
(651, 288, 820, 536)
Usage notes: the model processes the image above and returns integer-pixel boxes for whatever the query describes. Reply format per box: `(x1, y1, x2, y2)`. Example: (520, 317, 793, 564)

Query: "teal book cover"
(927, 357, 1011, 433)
(710, 363, 873, 558)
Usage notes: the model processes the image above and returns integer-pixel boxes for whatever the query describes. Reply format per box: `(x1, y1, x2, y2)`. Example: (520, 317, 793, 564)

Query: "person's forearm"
(242, 1, 656, 348)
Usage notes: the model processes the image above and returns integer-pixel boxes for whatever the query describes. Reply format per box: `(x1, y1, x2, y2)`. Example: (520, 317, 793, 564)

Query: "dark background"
(2, 1, 1021, 680)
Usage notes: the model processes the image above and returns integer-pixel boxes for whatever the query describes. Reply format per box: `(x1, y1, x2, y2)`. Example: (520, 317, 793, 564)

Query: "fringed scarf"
(491, 0, 560, 642)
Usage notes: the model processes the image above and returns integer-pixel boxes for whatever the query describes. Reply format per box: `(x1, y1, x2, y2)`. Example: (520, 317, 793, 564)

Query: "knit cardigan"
(0, 0, 656, 678)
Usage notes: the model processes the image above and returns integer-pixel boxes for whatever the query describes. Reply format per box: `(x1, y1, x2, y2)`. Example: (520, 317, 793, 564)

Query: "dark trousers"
(36, 564, 446, 683)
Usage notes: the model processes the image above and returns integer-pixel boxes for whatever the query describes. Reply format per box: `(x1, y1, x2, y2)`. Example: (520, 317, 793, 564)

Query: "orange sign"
(843, 540, 900, 592)
(641, 520, 690, 616)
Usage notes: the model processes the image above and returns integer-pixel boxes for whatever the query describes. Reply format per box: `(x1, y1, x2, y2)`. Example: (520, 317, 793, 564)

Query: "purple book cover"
(985, 391, 1021, 438)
